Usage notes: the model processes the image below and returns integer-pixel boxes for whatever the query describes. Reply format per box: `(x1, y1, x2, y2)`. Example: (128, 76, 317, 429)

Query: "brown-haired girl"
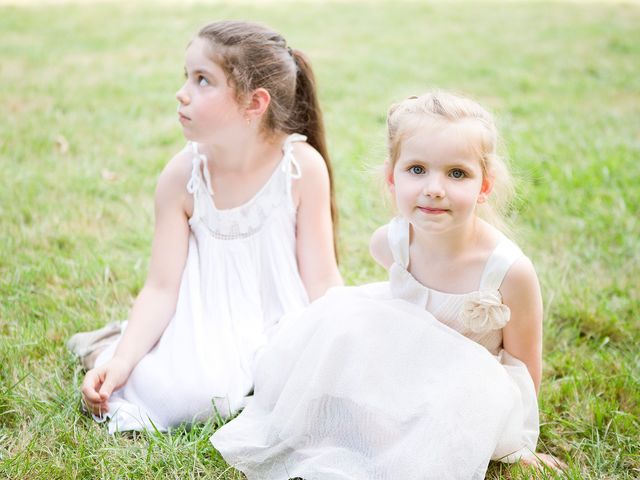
(211, 91, 563, 477)
(70, 20, 342, 433)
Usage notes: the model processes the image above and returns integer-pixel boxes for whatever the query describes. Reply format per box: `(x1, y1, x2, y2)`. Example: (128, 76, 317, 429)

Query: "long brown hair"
(197, 20, 338, 259)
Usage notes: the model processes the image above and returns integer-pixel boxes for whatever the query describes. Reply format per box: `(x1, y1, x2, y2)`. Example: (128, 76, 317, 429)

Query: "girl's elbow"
(305, 271, 343, 301)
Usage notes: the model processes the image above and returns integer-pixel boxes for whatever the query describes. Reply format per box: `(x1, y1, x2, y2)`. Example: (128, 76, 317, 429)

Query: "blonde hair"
(386, 90, 515, 232)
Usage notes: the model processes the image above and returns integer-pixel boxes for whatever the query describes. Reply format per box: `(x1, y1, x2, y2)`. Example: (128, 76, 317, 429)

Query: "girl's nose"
(423, 175, 445, 198)
(176, 85, 190, 105)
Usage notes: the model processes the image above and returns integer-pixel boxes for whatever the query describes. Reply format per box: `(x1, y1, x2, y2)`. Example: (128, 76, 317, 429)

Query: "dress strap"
(478, 237, 524, 291)
(186, 142, 214, 196)
(185, 142, 214, 222)
(387, 216, 410, 269)
(281, 133, 307, 206)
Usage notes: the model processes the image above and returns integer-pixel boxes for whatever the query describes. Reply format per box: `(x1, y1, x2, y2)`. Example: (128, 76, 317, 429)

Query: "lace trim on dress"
(187, 134, 306, 240)
(197, 186, 287, 240)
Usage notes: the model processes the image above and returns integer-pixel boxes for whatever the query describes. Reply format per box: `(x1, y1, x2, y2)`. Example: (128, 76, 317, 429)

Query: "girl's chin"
(181, 130, 234, 145)
(181, 131, 207, 144)
(407, 215, 455, 232)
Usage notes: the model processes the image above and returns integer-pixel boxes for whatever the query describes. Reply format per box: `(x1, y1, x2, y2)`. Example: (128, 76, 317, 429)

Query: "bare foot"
(521, 452, 567, 472)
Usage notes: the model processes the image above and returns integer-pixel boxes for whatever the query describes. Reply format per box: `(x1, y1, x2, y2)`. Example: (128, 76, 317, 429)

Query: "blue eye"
(198, 76, 209, 87)
(450, 169, 466, 179)
(409, 165, 425, 175)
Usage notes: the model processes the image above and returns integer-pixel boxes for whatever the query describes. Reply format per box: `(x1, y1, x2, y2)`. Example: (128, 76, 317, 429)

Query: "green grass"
(1, 0, 638, 478)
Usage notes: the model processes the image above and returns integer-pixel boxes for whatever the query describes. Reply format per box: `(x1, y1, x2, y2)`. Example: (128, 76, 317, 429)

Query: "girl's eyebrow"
(402, 158, 427, 164)
(447, 157, 478, 168)
(399, 157, 477, 170)
(184, 67, 214, 76)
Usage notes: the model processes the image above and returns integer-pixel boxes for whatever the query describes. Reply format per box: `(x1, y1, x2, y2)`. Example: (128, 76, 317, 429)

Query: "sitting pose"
(69, 20, 341, 433)
(211, 91, 560, 479)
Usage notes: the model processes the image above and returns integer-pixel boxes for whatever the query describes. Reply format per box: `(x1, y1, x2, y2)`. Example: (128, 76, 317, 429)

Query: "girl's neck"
(199, 130, 288, 174)
(411, 217, 488, 259)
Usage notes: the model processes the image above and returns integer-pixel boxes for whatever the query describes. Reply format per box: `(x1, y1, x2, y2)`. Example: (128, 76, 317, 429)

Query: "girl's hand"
(81, 357, 132, 416)
(521, 452, 567, 472)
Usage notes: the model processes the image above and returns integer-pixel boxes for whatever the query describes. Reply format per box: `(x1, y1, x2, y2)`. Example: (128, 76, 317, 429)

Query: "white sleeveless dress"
(94, 133, 310, 434)
(211, 216, 539, 480)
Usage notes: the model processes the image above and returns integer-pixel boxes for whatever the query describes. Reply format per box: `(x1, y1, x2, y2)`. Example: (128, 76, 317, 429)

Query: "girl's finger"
(81, 370, 103, 402)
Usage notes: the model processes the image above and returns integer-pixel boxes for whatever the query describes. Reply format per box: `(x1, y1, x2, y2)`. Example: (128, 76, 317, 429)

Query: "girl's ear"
(477, 175, 494, 204)
(385, 161, 395, 193)
(244, 88, 271, 121)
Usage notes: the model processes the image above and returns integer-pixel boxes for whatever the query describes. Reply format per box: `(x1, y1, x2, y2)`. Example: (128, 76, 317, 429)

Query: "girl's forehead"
(396, 121, 485, 166)
(184, 37, 219, 67)
(404, 116, 482, 137)
(403, 121, 481, 149)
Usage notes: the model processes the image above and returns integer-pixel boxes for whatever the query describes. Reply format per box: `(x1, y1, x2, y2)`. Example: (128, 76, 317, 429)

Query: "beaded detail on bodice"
(186, 133, 306, 240)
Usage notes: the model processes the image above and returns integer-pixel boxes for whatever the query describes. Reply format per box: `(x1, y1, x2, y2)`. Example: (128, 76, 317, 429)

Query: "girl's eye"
(449, 169, 466, 179)
(198, 76, 209, 87)
(409, 165, 425, 175)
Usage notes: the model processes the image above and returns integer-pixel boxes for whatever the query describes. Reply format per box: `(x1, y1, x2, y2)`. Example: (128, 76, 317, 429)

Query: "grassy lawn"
(1, 0, 638, 478)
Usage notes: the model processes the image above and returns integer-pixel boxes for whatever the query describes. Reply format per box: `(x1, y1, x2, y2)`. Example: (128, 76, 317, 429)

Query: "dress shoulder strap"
(186, 142, 214, 196)
(387, 216, 410, 269)
(281, 133, 307, 206)
(478, 236, 524, 291)
(185, 142, 214, 221)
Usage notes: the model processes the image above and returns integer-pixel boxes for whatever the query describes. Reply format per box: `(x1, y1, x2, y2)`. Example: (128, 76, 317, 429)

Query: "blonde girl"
(211, 91, 562, 478)
(70, 20, 342, 433)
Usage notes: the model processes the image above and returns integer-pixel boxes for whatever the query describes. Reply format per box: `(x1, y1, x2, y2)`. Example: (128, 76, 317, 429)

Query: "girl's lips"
(418, 206, 448, 214)
(178, 112, 191, 122)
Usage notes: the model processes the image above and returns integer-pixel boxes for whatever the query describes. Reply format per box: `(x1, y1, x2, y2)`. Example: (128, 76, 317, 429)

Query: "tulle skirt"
(211, 284, 538, 480)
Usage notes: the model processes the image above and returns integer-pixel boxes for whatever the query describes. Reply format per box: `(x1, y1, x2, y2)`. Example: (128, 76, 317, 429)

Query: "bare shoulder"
(158, 148, 192, 188)
(291, 141, 330, 206)
(500, 254, 541, 307)
(292, 141, 329, 179)
(155, 147, 193, 211)
(370, 224, 393, 269)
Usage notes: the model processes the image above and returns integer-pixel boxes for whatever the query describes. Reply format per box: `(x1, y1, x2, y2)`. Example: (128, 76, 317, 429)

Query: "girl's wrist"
(110, 354, 136, 375)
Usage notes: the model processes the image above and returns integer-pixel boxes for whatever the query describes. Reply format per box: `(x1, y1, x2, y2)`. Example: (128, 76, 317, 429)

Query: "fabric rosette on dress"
(461, 290, 510, 333)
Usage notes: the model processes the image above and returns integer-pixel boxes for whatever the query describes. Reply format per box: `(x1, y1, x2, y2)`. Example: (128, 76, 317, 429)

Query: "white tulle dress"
(211, 216, 539, 480)
(93, 133, 310, 434)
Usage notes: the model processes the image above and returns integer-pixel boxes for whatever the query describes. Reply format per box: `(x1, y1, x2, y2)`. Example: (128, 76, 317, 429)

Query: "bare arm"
(111, 154, 191, 370)
(293, 143, 342, 300)
(369, 224, 393, 270)
(500, 256, 544, 393)
(81, 151, 191, 413)
(500, 259, 566, 470)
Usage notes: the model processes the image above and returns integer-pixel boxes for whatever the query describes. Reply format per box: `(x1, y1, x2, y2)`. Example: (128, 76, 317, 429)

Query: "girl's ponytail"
(289, 50, 328, 163)
(290, 49, 339, 260)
